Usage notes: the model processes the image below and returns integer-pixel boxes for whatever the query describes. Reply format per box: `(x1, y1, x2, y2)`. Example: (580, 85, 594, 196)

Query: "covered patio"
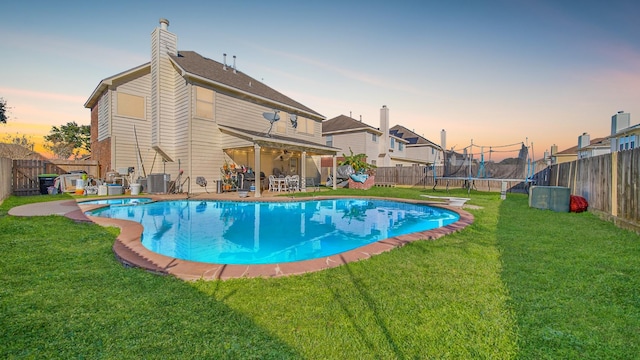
(218, 125, 339, 197)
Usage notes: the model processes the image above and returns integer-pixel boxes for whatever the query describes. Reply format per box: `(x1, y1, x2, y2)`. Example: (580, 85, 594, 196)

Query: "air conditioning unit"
(147, 173, 170, 194)
(529, 186, 570, 212)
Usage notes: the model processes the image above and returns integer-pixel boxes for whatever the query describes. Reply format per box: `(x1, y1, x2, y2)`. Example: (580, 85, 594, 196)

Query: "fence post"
(611, 152, 617, 217)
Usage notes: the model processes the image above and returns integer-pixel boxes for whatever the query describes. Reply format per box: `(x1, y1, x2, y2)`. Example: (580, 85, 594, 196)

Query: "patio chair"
(290, 175, 300, 191)
(268, 175, 277, 192)
(281, 175, 291, 192)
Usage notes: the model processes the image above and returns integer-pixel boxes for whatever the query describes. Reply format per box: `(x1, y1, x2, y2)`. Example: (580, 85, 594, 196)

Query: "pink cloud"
(0, 87, 86, 104)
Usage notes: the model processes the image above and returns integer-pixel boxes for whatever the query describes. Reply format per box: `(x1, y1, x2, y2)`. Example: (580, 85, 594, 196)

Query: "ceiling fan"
(273, 149, 292, 161)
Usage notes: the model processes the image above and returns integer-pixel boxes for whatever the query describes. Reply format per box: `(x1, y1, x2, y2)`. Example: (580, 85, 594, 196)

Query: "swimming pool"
(89, 198, 459, 265)
(79, 198, 153, 206)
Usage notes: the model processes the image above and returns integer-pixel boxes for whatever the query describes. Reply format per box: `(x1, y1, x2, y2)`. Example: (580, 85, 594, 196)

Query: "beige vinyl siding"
(191, 119, 221, 185)
(97, 92, 110, 141)
(157, 59, 176, 152)
(170, 71, 189, 170)
(405, 146, 439, 164)
(331, 132, 369, 157)
(364, 132, 380, 165)
(216, 93, 278, 135)
(215, 94, 323, 142)
(309, 118, 322, 141)
(151, 26, 177, 152)
(111, 74, 152, 173)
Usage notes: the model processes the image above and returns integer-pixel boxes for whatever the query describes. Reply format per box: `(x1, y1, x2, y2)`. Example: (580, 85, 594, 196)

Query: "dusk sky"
(1, 0, 638, 160)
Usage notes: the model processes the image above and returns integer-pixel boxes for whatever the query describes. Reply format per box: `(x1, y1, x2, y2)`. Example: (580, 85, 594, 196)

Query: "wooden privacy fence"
(1, 157, 12, 201)
(374, 164, 547, 193)
(549, 148, 640, 231)
(11, 159, 99, 196)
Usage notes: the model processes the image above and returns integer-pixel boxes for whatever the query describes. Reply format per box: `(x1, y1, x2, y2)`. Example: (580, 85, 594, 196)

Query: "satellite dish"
(263, 110, 280, 123)
(262, 110, 280, 136)
(289, 114, 298, 129)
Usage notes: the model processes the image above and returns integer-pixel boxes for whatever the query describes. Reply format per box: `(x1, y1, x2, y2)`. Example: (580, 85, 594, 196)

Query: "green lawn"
(0, 188, 638, 359)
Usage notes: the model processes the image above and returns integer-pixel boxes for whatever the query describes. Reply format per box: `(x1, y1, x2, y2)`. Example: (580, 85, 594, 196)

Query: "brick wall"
(90, 104, 111, 179)
(348, 175, 375, 190)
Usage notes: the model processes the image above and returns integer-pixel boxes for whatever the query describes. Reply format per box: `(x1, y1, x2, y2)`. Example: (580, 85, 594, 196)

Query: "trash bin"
(130, 183, 141, 195)
(216, 180, 223, 194)
(38, 174, 58, 195)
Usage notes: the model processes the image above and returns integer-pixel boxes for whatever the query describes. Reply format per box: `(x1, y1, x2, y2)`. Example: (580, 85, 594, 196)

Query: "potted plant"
(340, 148, 376, 189)
(339, 148, 376, 174)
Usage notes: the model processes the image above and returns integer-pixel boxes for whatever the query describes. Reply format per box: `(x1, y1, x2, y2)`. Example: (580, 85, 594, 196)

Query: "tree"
(3, 133, 34, 149)
(0, 98, 8, 124)
(44, 122, 91, 159)
(0, 133, 36, 159)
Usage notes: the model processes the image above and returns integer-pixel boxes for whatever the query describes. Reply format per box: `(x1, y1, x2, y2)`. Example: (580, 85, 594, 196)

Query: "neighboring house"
(576, 133, 610, 160)
(551, 136, 608, 164)
(609, 111, 639, 152)
(552, 111, 636, 164)
(322, 114, 383, 165)
(322, 105, 441, 169)
(84, 19, 337, 196)
(389, 125, 443, 166)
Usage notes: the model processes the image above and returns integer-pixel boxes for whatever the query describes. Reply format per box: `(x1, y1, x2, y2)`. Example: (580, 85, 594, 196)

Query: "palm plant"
(339, 148, 376, 174)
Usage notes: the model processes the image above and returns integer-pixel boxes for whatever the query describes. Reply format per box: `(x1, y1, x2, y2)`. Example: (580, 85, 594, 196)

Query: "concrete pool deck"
(8, 191, 474, 281)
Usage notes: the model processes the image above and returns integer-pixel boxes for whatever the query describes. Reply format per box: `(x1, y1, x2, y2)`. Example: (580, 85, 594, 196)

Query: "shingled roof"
(322, 115, 382, 134)
(556, 137, 608, 155)
(170, 51, 322, 118)
(389, 125, 440, 148)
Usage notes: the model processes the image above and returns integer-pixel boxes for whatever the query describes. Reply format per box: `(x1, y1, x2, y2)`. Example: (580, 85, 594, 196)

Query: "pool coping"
(78, 195, 474, 281)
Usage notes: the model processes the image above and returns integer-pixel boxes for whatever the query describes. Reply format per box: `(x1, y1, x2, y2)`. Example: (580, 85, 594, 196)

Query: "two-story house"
(322, 106, 441, 172)
(576, 133, 610, 160)
(609, 111, 638, 152)
(84, 19, 337, 196)
(389, 125, 443, 166)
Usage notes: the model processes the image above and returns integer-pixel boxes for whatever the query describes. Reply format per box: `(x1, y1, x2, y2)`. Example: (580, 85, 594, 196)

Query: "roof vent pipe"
(159, 18, 169, 30)
(233, 55, 237, 73)
(223, 53, 227, 70)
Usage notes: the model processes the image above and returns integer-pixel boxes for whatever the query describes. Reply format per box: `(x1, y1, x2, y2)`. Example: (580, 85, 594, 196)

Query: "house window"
(371, 160, 376, 166)
(372, 133, 378, 142)
(117, 92, 145, 119)
(195, 86, 214, 119)
(390, 138, 395, 150)
(296, 117, 314, 135)
(399, 142, 404, 151)
(619, 136, 629, 151)
(304, 118, 315, 135)
(631, 135, 637, 149)
(326, 135, 333, 147)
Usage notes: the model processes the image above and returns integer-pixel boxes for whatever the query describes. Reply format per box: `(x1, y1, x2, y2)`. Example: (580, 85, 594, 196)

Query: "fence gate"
(11, 159, 99, 196)
(12, 160, 62, 196)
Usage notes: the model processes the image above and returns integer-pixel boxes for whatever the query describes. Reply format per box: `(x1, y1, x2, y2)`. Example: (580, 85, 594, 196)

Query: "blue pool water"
(88, 199, 459, 265)
(80, 198, 153, 206)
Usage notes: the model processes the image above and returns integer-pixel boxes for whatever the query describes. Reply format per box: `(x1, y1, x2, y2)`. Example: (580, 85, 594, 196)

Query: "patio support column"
(301, 151, 307, 191)
(254, 143, 261, 198)
(332, 154, 337, 190)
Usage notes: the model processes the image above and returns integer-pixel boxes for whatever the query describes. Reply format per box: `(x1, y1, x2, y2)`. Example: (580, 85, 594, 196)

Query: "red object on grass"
(570, 195, 588, 213)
